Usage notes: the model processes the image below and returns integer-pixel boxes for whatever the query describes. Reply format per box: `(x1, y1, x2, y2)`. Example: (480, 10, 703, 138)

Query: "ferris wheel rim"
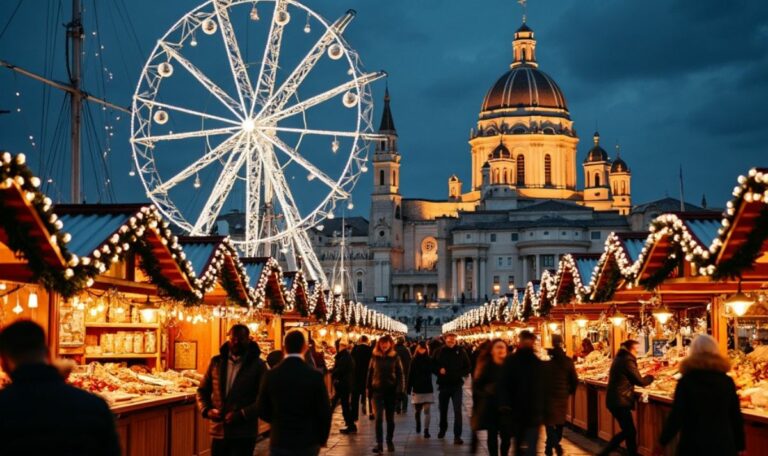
(130, 0, 378, 248)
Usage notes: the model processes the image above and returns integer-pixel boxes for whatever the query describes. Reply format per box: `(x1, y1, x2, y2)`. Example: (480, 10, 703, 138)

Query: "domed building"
(308, 20, 662, 306)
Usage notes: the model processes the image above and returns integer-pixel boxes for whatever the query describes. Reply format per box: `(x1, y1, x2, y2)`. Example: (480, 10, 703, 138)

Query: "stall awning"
(179, 236, 250, 305)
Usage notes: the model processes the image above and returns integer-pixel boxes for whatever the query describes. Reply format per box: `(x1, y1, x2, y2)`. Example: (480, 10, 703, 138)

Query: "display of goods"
(145, 331, 157, 353)
(100, 333, 115, 353)
(67, 362, 200, 404)
(747, 346, 768, 363)
(132, 332, 145, 354)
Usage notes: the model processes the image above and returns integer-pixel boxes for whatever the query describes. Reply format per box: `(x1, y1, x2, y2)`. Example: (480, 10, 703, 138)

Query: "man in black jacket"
(197, 324, 267, 456)
(598, 340, 654, 456)
(0, 320, 121, 456)
(351, 335, 373, 421)
(257, 330, 332, 456)
(543, 334, 578, 456)
(499, 330, 543, 456)
(432, 332, 471, 444)
(394, 337, 412, 414)
(332, 339, 356, 434)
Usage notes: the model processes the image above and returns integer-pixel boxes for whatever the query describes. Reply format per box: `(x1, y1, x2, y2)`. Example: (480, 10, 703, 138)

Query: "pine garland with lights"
(714, 206, 768, 280)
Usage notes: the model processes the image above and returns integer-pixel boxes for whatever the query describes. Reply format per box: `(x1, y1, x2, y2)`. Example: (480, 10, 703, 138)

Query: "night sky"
(0, 0, 767, 218)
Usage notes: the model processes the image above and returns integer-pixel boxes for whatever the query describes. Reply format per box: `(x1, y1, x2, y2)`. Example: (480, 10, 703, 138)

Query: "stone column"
(472, 256, 479, 301)
(458, 258, 465, 297)
(478, 257, 486, 301)
(535, 254, 541, 280)
(451, 259, 458, 302)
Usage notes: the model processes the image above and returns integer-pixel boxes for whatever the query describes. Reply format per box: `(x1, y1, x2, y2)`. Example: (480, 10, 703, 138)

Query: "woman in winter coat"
(657, 334, 745, 455)
(471, 339, 510, 456)
(408, 342, 434, 438)
(543, 334, 578, 456)
(367, 335, 404, 453)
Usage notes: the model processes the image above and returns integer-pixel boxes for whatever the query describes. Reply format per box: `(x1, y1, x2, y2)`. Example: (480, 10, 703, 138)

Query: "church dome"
(489, 141, 511, 159)
(482, 67, 568, 113)
(611, 156, 629, 173)
(584, 132, 609, 163)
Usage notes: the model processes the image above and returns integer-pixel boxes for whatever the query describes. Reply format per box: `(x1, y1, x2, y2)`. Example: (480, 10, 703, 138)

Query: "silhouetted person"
(266, 349, 284, 369)
(394, 337, 412, 414)
(332, 340, 356, 434)
(543, 334, 578, 456)
(433, 332, 471, 444)
(367, 334, 404, 453)
(0, 320, 120, 456)
(598, 340, 654, 456)
(257, 330, 331, 456)
(197, 324, 267, 456)
(657, 335, 744, 455)
(472, 339, 510, 456)
(408, 341, 434, 438)
(499, 330, 543, 456)
(351, 335, 373, 421)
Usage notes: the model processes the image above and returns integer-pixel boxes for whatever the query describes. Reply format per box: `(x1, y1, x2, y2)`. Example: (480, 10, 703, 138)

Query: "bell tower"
(369, 88, 403, 299)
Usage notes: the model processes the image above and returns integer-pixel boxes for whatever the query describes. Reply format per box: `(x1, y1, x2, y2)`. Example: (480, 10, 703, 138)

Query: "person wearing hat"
(542, 334, 578, 456)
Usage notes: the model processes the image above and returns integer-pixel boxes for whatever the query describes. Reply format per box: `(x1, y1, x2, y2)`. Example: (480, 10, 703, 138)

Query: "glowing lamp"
(319, 327, 328, 337)
(610, 309, 627, 327)
(27, 291, 38, 309)
(574, 314, 589, 328)
(333, 284, 342, 296)
(548, 322, 559, 332)
(726, 292, 754, 317)
(652, 304, 673, 325)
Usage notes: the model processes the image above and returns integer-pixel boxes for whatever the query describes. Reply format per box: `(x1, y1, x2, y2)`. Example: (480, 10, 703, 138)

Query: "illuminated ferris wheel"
(130, 0, 384, 283)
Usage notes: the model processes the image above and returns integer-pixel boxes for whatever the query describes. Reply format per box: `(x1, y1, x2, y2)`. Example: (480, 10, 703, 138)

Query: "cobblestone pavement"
(254, 381, 604, 455)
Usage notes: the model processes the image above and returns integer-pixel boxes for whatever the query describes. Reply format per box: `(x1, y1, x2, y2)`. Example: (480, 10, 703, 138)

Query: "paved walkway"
(254, 381, 604, 455)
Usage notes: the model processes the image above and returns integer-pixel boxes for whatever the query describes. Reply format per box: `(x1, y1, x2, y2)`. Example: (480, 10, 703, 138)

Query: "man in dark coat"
(543, 334, 578, 456)
(331, 340, 356, 434)
(0, 320, 121, 456)
(499, 330, 544, 456)
(351, 335, 373, 421)
(658, 334, 745, 455)
(432, 332, 471, 444)
(197, 324, 267, 456)
(257, 330, 332, 456)
(394, 337, 412, 414)
(598, 340, 654, 456)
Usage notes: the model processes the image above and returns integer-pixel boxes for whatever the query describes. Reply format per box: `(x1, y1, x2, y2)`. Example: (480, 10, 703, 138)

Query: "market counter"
(110, 393, 270, 456)
(580, 380, 768, 455)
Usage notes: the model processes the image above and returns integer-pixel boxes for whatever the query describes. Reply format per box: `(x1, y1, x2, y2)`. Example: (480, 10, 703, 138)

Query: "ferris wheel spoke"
(213, 0, 253, 113)
(132, 126, 241, 145)
(134, 96, 241, 126)
(260, 146, 302, 232)
(256, 9, 356, 118)
(258, 131, 349, 199)
(192, 135, 249, 234)
(160, 43, 244, 120)
(265, 125, 385, 140)
(251, 0, 288, 114)
(261, 71, 386, 123)
(245, 148, 262, 257)
(149, 133, 242, 196)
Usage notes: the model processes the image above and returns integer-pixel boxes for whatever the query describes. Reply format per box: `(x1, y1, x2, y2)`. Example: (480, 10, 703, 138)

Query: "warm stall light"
(319, 327, 328, 337)
(574, 314, 589, 328)
(335, 330, 343, 339)
(12, 296, 23, 314)
(610, 309, 627, 327)
(333, 283, 342, 296)
(506, 330, 513, 338)
(726, 282, 754, 317)
(140, 308, 158, 324)
(548, 322, 559, 332)
(652, 304, 673, 325)
(247, 322, 259, 334)
(27, 291, 38, 309)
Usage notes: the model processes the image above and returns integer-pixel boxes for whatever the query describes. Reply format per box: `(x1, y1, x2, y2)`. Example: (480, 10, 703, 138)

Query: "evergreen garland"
(714, 207, 768, 280)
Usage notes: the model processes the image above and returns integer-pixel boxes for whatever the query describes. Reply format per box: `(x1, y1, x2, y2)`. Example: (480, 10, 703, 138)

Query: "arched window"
(379, 169, 385, 186)
(503, 168, 509, 184)
(594, 173, 601, 187)
(493, 168, 500, 184)
(392, 170, 397, 187)
(620, 181, 626, 195)
(516, 155, 525, 185)
(356, 271, 363, 294)
(395, 205, 401, 219)
(544, 154, 552, 186)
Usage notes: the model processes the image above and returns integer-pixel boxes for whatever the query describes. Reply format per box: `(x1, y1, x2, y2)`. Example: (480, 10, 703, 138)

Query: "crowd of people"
(0, 319, 749, 456)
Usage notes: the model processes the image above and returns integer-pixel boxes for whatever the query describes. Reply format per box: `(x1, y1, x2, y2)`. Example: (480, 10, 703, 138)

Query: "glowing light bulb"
(304, 22, 311, 33)
(190, 34, 198, 47)
(13, 296, 23, 314)
(194, 174, 201, 189)
(129, 166, 136, 177)
(331, 137, 340, 153)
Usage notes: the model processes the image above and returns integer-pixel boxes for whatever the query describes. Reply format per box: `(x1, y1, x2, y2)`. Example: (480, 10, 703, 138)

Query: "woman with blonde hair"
(656, 334, 745, 455)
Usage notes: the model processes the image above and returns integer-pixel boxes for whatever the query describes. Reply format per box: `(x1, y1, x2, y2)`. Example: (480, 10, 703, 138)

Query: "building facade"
(310, 21, 657, 304)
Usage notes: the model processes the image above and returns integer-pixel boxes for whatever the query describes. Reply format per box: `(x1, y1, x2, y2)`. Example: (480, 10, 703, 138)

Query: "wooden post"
(563, 315, 575, 356)
(272, 315, 282, 350)
(710, 296, 729, 355)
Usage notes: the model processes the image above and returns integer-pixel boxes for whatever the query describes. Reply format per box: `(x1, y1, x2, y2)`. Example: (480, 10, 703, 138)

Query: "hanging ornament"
(202, 18, 217, 35)
(303, 14, 311, 33)
(129, 165, 136, 177)
(194, 173, 201, 189)
(190, 33, 198, 47)
(12, 295, 23, 315)
(250, 4, 259, 21)
(347, 201, 354, 210)
(331, 137, 340, 153)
